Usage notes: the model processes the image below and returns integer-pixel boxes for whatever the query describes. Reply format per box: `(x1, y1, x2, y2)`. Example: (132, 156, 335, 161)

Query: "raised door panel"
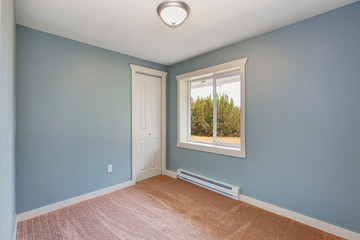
(133, 78, 148, 140)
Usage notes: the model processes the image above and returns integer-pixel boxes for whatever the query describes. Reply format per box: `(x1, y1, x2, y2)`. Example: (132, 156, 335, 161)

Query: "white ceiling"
(15, 0, 358, 66)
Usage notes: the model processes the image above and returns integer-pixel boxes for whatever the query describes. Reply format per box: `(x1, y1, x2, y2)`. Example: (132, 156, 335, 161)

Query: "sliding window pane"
(190, 79, 213, 143)
(216, 75, 241, 145)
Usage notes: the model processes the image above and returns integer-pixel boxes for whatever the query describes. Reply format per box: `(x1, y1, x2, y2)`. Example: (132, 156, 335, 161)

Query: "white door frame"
(130, 64, 167, 183)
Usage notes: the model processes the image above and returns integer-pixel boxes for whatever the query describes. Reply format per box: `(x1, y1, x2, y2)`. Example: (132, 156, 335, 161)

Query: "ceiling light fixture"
(157, 1, 190, 28)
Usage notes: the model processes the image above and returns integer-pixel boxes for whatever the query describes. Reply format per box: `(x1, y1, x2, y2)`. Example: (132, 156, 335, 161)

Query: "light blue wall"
(15, 25, 167, 213)
(0, 0, 16, 239)
(167, 2, 360, 233)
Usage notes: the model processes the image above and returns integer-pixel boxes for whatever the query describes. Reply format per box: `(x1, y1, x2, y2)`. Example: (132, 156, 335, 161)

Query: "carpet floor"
(17, 175, 343, 240)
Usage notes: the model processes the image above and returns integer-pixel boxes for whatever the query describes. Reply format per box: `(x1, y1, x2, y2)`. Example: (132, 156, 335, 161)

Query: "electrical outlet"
(107, 164, 113, 173)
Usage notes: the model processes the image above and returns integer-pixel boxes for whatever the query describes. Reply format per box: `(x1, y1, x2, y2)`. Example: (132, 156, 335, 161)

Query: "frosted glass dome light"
(157, 1, 190, 28)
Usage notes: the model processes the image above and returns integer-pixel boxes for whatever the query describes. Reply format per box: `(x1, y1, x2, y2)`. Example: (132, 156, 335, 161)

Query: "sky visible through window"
(191, 77, 241, 107)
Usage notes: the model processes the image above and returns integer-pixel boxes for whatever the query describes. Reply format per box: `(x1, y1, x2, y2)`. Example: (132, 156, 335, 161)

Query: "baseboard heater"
(177, 169, 240, 200)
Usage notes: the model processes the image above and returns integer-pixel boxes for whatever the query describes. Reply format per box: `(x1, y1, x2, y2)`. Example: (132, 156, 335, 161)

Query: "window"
(177, 58, 247, 158)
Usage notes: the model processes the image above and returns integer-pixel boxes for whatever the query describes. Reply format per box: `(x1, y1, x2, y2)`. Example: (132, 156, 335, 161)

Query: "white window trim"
(176, 58, 248, 158)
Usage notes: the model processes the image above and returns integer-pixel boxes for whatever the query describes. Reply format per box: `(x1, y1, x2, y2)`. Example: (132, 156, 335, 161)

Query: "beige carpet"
(17, 175, 343, 240)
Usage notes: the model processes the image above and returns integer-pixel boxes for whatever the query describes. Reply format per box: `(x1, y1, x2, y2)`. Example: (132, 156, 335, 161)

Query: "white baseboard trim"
(164, 170, 177, 179)
(239, 194, 360, 240)
(17, 180, 135, 222)
(12, 215, 18, 240)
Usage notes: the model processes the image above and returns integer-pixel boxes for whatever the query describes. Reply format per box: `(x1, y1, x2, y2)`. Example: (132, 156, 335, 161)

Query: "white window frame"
(176, 58, 248, 158)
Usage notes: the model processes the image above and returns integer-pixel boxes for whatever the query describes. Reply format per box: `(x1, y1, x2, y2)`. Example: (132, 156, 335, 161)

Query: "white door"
(132, 73, 162, 182)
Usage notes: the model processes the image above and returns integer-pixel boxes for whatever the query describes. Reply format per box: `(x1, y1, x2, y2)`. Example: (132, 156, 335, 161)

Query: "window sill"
(177, 141, 245, 158)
